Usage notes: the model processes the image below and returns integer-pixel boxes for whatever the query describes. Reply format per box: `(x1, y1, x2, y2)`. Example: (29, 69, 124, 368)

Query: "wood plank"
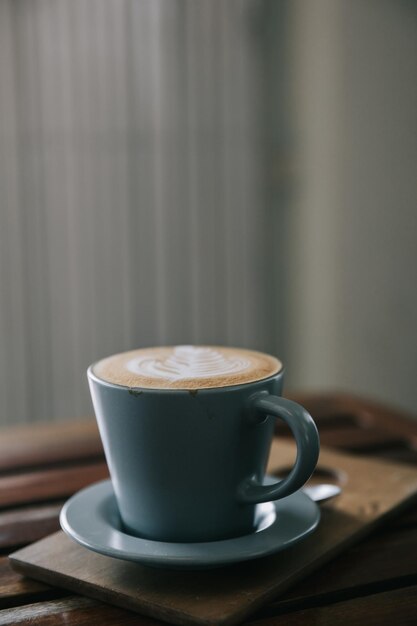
(251, 584, 417, 625)
(0, 419, 102, 473)
(374, 445, 417, 465)
(9, 441, 417, 626)
(282, 391, 417, 461)
(2, 587, 416, 626)
(288, 391, 417, 443)
(0, 463, 108, 509)
(0, 596, 146, 625)
(0, 557, 59, 609)
(0, 503, 63, 551)
(317, 428, 407, 453)
(388, 502, 417, 529)
(268, 525, 417, 612)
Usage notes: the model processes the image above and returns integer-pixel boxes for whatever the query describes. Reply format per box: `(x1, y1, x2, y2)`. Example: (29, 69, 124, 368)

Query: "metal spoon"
(302, 483, 342, 503)
(267, 475, 342, 503)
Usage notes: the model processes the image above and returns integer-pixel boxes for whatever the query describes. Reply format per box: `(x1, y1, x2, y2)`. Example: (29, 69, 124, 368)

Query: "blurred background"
(0, 0, 416, 426)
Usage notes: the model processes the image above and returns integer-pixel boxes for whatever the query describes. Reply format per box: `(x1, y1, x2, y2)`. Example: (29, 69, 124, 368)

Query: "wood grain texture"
(316, 427, 407, 453)
(287, 392, 417, 441)
(285, 392, 417, 462)
(2, 586, 417, 626)
(0, 420, 102, 472)
(9, 440, 417, 626)
(250, 585, 417, 626)
(0, 596, 146, 626)
(0, 462, 108, 509)
(0, 503, 63, 550)
(0, 557, 59, 609)
(267, 523, 417, 612)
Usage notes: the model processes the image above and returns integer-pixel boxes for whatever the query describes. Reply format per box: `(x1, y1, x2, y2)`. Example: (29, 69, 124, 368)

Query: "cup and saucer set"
(61, 346, 321, 569)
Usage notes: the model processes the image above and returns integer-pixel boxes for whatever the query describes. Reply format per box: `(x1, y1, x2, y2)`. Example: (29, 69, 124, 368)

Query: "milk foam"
(92, 345, 282, 389)
(126, 346, 251, 381)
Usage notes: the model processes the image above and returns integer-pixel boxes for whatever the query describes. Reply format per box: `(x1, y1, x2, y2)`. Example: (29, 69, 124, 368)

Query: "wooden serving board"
(9, 440, 417, 626)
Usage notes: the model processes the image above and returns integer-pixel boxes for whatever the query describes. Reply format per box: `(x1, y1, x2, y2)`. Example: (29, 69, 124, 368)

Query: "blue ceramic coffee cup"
(88, 351, 319, 543)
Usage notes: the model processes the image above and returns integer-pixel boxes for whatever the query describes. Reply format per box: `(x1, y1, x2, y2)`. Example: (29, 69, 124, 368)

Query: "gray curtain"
(0, 0, 275, 425)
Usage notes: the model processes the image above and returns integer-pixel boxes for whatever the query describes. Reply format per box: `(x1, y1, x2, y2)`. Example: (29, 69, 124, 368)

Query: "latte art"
(93, 345, 282, 390)
(126, 346, 251, 381)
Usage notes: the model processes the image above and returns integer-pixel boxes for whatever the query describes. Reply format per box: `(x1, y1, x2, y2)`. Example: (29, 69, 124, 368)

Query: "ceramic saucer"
(60, 479, 320, 570)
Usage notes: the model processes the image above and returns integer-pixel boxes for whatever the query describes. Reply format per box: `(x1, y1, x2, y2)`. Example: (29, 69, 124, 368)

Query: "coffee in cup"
(88, 345, 319, 542)
(93, 345, 281, 389)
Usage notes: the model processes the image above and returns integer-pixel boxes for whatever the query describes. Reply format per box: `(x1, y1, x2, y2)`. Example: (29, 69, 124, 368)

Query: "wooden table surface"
(1, 392, 417, 625)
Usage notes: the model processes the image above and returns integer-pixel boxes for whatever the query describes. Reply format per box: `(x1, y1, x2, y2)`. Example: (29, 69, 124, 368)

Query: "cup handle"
(238, 394, 320, 504)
